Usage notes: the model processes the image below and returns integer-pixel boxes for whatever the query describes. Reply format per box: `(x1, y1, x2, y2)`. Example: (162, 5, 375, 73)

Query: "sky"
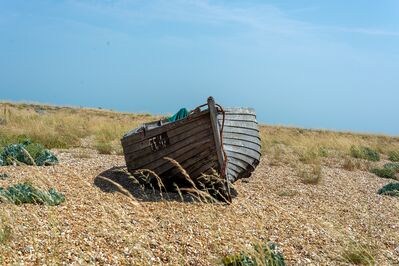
(0, 0, 398, 135)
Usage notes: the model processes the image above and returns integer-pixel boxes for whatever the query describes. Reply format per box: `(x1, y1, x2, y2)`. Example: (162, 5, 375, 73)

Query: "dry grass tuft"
(297, 162, 322, 185)
(341, 242, 376, 265)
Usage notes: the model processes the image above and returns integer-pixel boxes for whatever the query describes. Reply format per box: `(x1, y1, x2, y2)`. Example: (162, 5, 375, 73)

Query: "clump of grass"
(298, 163, 322, 185)
(350, 146, 380, 162)
(318, 146, 328, 157)
(221, 242, 286, 266)
(377, 182, 399, 197)
(95, 142, 113, 155)
(0, 224, 12, 244)
(370, 168, 397, 180)
(0, 182, 65, 205)
(298, 148, 319, 164)
(342, 158, 356, 171)
(383, 162, 399, 172)
(341, 243, 376, 265)
(388, 151, 399, 162)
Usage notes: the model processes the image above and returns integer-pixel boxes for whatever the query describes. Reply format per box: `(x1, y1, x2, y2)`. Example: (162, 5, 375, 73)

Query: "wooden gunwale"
(121, 109, 210, 145)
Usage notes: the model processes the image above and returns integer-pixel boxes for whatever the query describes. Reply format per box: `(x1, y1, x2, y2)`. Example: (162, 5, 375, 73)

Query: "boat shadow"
(94, 166, 199, 202)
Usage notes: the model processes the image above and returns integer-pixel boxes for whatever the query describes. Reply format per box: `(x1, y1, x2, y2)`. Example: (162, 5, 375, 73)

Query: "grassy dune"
(0, 101, 398, 265)
(0, 102, 160, 154)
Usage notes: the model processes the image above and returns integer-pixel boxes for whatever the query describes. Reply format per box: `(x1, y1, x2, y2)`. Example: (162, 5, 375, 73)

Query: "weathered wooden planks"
(123, 116, 211, 154)
(127, 132, 212, 170)
(219, 107, 261, 182)
(122, 109, 210, 145)
(121, 98, 261, 188)
(125, 124, 212, 161)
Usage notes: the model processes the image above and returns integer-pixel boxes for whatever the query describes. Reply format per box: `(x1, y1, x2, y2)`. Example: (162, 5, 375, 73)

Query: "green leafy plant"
(221, 242, 286, 266)
(350, 146, 380, 162)
(388, 151, 399, 162)
(370, 168, 397, 180)
(378, 182, 399, 197)
(0, 182, 65, 205)
(318, 146, 328, 157)
(383, 162, 399, 172)
(0, 139, 58, 166)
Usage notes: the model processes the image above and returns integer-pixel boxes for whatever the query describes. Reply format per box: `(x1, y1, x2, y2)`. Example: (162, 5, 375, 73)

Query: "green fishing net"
(167, 108, 189, 122)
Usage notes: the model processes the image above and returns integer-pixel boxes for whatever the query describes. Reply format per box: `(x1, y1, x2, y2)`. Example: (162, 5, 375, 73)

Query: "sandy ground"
(0, 149, 398, 265)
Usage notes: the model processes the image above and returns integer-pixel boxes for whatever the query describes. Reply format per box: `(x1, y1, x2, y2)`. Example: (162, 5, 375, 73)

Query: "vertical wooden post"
(208, 96, 225, 177)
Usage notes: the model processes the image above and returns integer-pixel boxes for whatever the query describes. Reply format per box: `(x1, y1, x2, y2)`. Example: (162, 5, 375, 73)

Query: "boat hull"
(121, 97, 261, 188)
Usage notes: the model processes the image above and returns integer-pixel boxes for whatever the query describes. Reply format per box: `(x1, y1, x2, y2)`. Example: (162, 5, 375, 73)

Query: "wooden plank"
(127, 138, 210, 173)
(224, 137, 261, 148)
(127, 131, 212, 169)
(218, 114, 257, 122)
(121, 109, 210, 145)
(123, 115, 211, 151)
(226, 156, 250, 171)
(226, 169, 238, 182)
(226, 151, 258, 167)
(153, 143, 214, 175)
(223, 126, 259, 136)
(223, 139, 262, 154)
(190, 160, 218, 179)
(124, 123, 212, 160)
(136, 139, 213, 172)
(227, 166, 240, 176)
(165, 152, 217, 178)
(223, 132, 261, 143)
(208, 97, 224, 175)
(225, 146, 261, 161)
(159, 154, 217, 182)
(226, 160, 246, 173)
(223, 108, 256, 115)
(221, 120, 259, 130)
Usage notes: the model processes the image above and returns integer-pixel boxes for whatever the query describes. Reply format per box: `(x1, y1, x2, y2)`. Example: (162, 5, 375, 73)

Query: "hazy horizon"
(1, 1, 398, 135)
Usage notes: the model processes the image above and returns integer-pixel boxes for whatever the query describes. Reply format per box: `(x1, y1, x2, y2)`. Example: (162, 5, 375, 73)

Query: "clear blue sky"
(1, 1, 398, 135)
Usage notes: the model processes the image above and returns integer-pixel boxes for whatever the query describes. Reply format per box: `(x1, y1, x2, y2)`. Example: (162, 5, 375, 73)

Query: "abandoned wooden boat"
(121, 97, 261, 198)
